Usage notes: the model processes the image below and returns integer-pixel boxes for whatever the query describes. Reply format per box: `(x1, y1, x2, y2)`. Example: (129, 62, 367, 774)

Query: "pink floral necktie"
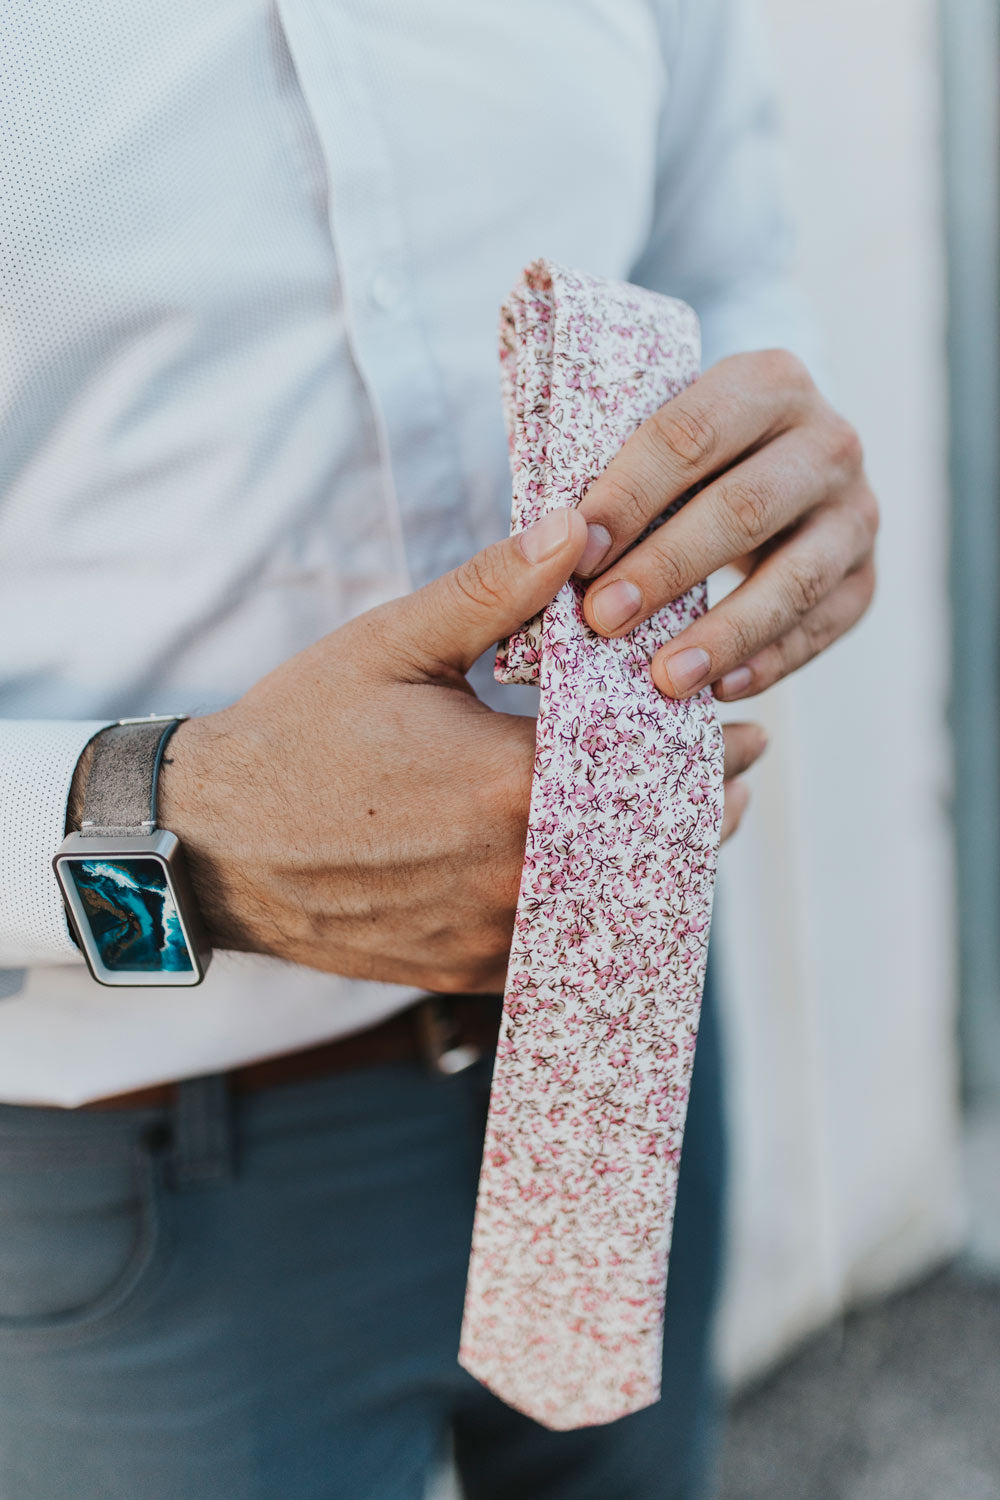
(458, 261, 725, 1430)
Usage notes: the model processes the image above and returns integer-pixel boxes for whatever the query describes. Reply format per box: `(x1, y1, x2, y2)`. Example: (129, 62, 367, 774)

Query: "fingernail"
(591, 578, 642, 632)
(577, 523, 612, 576)
(519, 508, 571, 563)
(663, 646, 712, 695)
(718, 665, 753, 698)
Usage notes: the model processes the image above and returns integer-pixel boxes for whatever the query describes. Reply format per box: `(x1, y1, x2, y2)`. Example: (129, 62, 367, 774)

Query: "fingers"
(576, 349, 814, 578)
(583, 427, 839, 637)
(722, 721, 768, 781)
(713, 559, 877, 700)
(720, 779, 751, 844)
(388, 507, 588, 677)
(717, 725, 766, 846)
(649, 491, 877, 698)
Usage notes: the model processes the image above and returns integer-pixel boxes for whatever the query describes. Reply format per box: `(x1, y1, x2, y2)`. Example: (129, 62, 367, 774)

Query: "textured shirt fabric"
(0, 0, 815, 1105)
(459, 262, 723, 1428)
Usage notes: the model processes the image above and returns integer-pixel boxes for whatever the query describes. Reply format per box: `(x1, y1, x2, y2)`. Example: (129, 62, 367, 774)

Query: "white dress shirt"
(0, 0, 814, 1105)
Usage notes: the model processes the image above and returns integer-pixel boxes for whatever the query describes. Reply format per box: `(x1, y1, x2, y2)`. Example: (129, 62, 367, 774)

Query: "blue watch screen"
(68, 858, 194, 974)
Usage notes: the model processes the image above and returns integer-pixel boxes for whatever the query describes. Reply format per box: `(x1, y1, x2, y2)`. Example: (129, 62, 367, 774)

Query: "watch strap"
(80, 717, 186, 838)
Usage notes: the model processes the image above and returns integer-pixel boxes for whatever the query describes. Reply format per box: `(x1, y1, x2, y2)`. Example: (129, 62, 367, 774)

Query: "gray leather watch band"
(80, 717, 185, 838)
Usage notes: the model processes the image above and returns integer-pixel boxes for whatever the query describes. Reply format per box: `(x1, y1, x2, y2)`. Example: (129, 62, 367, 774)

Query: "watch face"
(65, 857, 194, 974)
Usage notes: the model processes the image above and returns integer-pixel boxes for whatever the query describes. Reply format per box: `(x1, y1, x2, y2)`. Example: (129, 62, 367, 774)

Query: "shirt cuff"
(0, 720, 112, 967)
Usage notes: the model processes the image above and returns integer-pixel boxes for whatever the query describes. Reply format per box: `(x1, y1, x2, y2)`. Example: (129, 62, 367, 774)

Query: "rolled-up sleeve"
(0, 721, 110, 967)
(634, 0, 824, 375)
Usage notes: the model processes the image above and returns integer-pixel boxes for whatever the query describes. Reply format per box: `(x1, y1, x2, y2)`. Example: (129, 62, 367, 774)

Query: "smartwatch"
(53, 716, 212, 987)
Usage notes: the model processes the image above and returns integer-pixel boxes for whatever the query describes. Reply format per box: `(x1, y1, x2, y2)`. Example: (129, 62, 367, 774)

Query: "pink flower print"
(578, 723, 612, 758)
(531, 867, 567, 897)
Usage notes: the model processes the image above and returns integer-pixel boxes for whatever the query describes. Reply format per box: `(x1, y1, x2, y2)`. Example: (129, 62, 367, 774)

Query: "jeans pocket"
(0, 1129, 168, 1347)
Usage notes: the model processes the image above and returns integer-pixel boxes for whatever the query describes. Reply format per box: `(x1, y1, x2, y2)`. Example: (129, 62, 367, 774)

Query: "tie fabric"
(458, 261, 725, 1430)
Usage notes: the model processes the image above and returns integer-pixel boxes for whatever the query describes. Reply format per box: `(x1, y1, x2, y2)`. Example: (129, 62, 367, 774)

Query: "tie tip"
(457, 1348, 660, 1430)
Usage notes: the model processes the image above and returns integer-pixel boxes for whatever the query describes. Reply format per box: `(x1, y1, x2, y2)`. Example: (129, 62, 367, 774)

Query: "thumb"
(395, 507, 588, 675)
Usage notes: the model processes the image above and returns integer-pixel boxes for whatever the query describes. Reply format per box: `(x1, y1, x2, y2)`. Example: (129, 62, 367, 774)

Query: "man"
(0, 0, 877, 1495)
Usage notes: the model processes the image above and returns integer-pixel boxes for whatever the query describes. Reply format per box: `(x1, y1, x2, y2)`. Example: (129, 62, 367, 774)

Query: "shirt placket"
(277, 0, 474, 592)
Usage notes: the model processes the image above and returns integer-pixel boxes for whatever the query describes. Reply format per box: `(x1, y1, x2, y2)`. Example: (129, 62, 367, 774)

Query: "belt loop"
(170, 1073, 234, 1186)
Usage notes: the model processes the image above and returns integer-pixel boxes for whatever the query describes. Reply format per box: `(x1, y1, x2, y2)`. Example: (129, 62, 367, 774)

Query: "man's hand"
(157, 508, 763, 991)
(575, 350, 879, 701)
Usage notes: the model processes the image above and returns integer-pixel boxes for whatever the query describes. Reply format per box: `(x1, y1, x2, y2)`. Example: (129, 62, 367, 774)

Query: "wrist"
(156, 713, 259, 954)
(56, 717, 214, 985)
(66, 738, 97, 834)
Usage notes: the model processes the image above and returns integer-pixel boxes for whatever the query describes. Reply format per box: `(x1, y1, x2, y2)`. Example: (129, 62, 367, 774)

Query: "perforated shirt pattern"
(0, 722, 108, 966)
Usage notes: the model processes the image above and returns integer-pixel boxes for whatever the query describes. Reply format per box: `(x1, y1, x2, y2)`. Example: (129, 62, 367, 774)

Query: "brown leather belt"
(84, 994, 503, 1112)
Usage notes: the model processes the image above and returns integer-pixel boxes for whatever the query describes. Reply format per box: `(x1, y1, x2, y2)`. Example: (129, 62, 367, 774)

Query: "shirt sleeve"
(633, 0, 825, 377)
(0, 720, 111, 967)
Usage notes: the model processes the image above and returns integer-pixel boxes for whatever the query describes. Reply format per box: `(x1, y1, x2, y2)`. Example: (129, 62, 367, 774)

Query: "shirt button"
(369, 269, 404, 312)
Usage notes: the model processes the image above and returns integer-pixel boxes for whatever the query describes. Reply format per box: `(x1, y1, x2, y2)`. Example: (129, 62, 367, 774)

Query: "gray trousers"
(0, 974, 725, 1500)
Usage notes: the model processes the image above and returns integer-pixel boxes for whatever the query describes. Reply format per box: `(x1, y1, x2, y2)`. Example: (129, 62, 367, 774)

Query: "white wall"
(715, 0, 964, 1382)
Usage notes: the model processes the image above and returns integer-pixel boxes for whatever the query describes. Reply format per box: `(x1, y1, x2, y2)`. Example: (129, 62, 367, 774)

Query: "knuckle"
(722, 612, 758, 665)
(854, 482, 881, 542)
(650, 400, 720, 473)
(427, 967, 482, 997)
(646, 534, 691, 602)
(764, 633, 796, 677)
(783, 554, 830, 617)
(798, 613, 832, 661)
(789, 612, 826, 663)
(425, 930, 508, 996)
(760, 347, 811, 391)
(857, 556, 877, 607)
(598, 466, 660, 535)
(452, 550, 507, 614)
(462, 962, 495, 995)
(724, 473, 777, 550)
(826, 414, 865, 474)
(423, 969, 458, 995)
(843, 558, 877, 626)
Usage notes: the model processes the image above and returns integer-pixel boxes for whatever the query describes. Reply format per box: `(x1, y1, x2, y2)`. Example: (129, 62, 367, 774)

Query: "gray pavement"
(719, 1268, 1000, 1500)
